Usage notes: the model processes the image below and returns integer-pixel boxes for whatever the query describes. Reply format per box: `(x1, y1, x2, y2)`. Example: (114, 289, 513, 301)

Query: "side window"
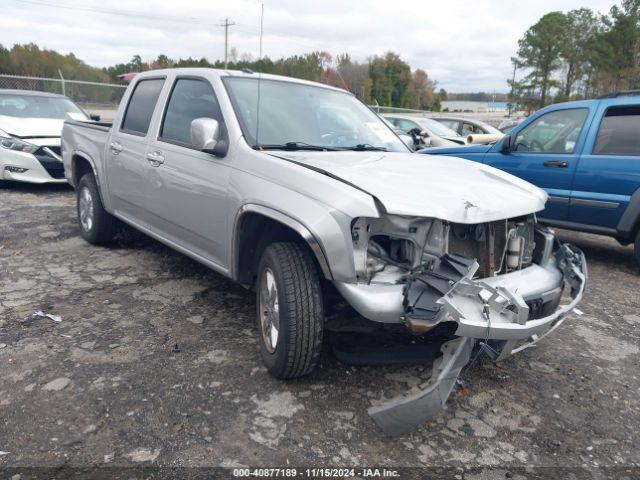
(593, 106, 640, 156)
(121, 79, 165, 135)
(160, 78, 223, 147)
(513, 108, 588, 154)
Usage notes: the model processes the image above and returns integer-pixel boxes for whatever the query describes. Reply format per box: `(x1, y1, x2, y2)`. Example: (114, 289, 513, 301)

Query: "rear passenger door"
(144, 76, 231, 269)
(570, 103, 640, 231)
(107, 77, 165, 223)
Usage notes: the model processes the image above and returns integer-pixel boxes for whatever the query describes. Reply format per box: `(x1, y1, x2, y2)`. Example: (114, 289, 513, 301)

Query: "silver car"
(383, 113, 467, 147)
(62, 69, 586, 435)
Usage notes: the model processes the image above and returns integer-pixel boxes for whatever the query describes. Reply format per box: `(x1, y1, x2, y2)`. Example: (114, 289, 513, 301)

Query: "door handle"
(543, 160, 569, 168)
(110, 141, 123, 155)
(146, 151, 165, 167)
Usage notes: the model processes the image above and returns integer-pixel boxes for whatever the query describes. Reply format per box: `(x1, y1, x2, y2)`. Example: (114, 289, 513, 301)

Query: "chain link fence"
(0, 74, 126, 120)
(370, 103, 511, 127)
(369, 105, 432, 116)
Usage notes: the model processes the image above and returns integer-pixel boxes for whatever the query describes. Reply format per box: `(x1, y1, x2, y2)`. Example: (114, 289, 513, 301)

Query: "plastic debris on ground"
(32, 310, 62, 322)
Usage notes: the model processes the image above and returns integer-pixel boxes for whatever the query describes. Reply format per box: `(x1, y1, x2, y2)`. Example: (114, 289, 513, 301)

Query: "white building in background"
(441, 100, 508, 113)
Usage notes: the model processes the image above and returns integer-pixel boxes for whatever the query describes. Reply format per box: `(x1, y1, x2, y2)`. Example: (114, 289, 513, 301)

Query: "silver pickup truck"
(61, 68, 586, 436)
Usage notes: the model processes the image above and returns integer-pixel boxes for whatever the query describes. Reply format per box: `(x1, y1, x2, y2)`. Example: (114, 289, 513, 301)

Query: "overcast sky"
(1, 0, 617, 92)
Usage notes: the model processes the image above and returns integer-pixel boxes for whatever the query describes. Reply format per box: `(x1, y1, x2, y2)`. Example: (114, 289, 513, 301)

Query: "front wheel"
(77, 173, 116, 245)
(256, 242, 324, 379)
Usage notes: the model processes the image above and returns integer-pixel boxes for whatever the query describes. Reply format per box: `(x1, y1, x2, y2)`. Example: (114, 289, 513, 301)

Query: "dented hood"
(274, 151, 547, 223)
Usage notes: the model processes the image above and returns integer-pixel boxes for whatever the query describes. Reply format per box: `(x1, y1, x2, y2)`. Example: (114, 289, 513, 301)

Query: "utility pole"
(220, 17, 236, 69)
(259, 4, 264, 60)
(508, 58, 517, 118)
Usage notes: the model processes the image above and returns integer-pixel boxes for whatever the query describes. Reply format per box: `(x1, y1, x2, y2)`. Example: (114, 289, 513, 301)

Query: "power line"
(10, 0, 212, 25)
(9, 0, 338, 59)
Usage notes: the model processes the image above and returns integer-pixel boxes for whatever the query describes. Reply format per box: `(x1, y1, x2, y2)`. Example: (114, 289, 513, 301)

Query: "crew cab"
(420, 93, 640, 265)
(0, 89, 95, 184)
(61, 68, 586, 436)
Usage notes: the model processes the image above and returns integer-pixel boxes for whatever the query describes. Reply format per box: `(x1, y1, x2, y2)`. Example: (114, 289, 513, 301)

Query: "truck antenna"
(255, 3, 264, 146)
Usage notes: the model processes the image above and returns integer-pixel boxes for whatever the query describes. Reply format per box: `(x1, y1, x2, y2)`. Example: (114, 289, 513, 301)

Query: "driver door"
(144, 76, 231, 269)
(483, 107, 590, 221)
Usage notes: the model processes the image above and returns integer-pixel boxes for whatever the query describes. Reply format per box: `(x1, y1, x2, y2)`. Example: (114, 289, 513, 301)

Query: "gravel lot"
(1, 183, 639, 478)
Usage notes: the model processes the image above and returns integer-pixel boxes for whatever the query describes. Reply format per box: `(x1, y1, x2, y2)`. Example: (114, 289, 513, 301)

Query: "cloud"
(1, 0, 616, 92)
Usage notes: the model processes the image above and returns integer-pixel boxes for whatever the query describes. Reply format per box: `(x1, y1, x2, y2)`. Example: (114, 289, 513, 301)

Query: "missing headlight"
(351, 215, 448, 284)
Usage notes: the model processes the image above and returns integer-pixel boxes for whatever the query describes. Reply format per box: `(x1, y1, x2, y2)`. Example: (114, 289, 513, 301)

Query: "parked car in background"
(0, 89, 98, 184)
(432, 116, 502, 136)
(383, 113, 467, 147)
(380, 116, 416, 150)
(420, 93, 640, 265)
(62, 68, 586, 436)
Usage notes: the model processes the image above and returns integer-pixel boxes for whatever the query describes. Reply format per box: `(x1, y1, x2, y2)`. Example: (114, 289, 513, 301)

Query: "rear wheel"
(77, 173, 116, 245)
(256, 242, 324, 379)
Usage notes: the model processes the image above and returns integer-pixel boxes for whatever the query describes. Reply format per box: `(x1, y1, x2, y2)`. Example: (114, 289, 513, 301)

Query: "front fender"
(231, 204, 334, 280)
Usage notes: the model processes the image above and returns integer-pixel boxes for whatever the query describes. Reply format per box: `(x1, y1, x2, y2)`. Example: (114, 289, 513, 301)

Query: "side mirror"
(190, 117, 228, 157)
(500, 134, 512, 153)
(89, 113, 101, 121)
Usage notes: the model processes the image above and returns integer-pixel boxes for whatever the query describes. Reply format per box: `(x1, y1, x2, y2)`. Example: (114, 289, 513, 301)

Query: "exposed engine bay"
(344, 213, 587, 436)
(351, 214, 537, 286)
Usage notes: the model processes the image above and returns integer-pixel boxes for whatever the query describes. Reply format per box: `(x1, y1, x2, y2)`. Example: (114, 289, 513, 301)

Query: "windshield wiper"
(339, 144, 387, 151)
(253, 141, 339, 151)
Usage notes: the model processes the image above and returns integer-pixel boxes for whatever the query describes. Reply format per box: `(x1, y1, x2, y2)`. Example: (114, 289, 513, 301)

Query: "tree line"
(0, 44, 441, 110)
(108, 50, 443, 110)
(511, 0, 640, 111)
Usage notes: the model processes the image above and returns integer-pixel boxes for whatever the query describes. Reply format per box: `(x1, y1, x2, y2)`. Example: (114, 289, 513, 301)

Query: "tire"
(635, 230, 640, 267)
(76, 173, 116, 245)
(256, 242, 324, 379)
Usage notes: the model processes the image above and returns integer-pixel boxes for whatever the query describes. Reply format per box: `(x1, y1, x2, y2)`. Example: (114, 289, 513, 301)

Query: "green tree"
(369, 52, 413, 107)
(558, 8, 601, 99)
(593, 0, 640, 91)
(514, 11, 567, 106)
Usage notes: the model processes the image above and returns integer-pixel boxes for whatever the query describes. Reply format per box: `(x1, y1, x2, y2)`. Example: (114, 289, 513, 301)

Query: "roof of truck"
(132, 67, 349, 94)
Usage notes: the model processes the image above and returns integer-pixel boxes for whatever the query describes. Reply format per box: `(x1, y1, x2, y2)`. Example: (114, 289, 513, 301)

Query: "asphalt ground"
(1, 182, 639, 479)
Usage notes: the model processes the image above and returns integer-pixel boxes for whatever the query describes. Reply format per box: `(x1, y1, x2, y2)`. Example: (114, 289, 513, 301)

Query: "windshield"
(415, 117, 460, 137)
(223, 77, 408, 152)
(0, 94, 88, 120)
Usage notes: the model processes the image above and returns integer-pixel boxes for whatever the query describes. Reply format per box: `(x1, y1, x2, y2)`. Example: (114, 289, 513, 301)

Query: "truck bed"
(61, 120, 112, 187)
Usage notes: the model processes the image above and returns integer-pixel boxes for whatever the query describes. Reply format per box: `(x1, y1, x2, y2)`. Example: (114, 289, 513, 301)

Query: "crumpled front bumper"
(338, 242, 587, 436)
(439, 243, 587, 355)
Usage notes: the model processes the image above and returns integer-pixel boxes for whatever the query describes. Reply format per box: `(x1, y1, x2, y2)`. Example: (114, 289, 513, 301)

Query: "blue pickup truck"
(420, 93, 640, 266)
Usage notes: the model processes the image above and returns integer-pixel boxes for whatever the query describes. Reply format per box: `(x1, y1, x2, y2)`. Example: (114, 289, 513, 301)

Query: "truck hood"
(0, 115, 65, 138)
(273, 151, 547, 224)
(419, 144, 492, 155)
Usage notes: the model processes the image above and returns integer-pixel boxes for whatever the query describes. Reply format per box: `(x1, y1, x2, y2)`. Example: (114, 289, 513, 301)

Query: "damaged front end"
(335, 214, 587, 436)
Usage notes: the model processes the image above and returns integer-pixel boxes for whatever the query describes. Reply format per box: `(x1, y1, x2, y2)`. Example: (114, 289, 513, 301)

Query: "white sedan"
(0, 89, 94, 184)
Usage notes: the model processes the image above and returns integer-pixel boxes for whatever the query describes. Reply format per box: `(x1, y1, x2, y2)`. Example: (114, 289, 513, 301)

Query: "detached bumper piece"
(369, 337, 474, 437)
(371, 244, 586, 436)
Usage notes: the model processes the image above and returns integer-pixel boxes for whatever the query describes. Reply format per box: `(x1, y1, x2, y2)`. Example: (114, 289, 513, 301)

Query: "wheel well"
(72, 154, 94, 187)
(236, 213, 326, 286)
